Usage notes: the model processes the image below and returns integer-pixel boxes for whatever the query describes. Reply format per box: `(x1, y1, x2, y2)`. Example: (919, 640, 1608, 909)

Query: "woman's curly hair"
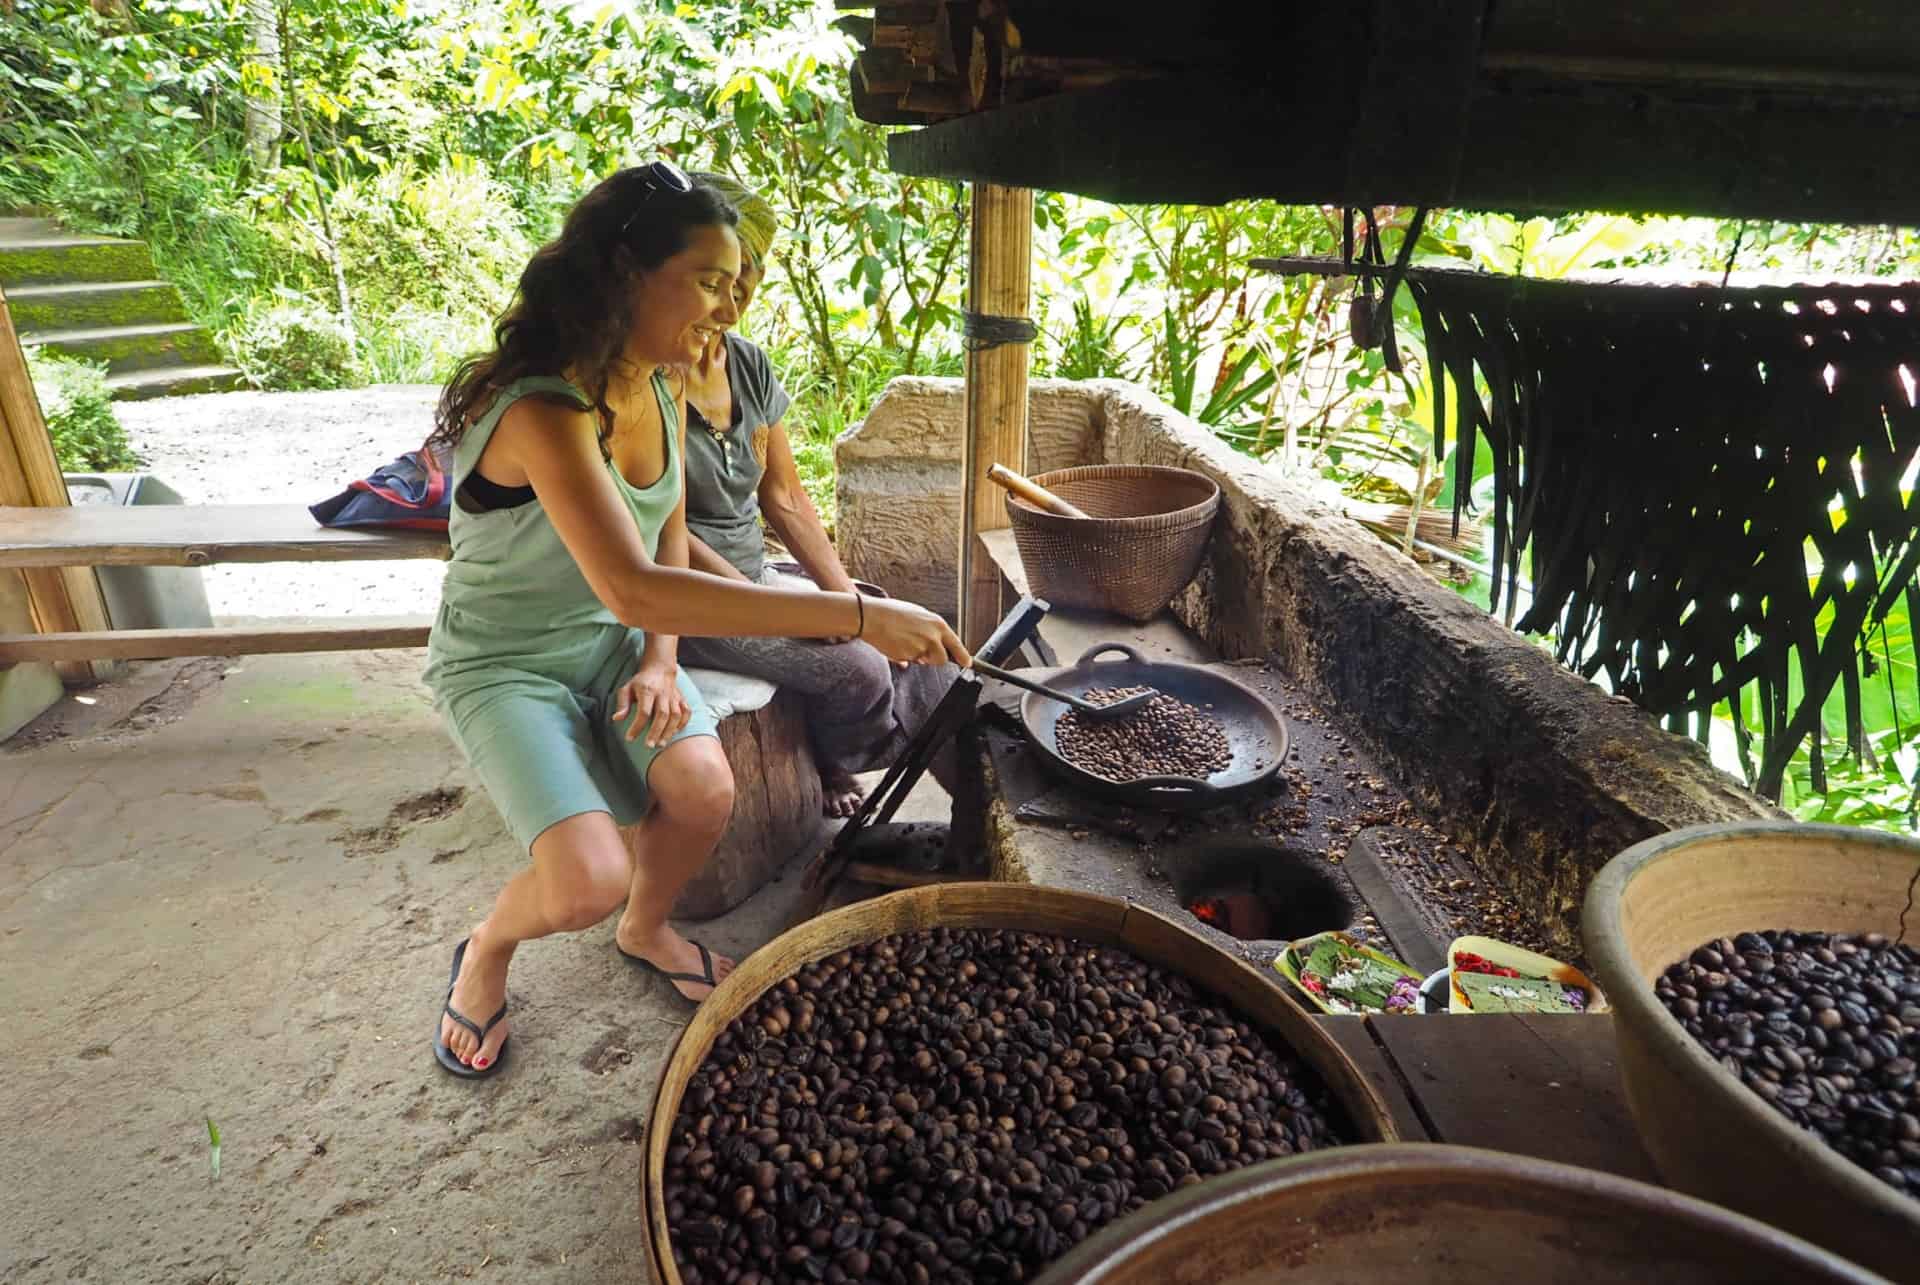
(431, 167, 739, 457)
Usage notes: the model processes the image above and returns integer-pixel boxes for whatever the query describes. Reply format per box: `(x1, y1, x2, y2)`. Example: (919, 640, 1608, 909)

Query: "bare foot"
(822, 771, 864, 819)
(439, 927, 511, 1071)
(615, 920, 736, 1003)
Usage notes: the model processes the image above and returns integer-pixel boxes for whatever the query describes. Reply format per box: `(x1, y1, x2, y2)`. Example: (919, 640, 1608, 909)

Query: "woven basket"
(1006, 464, 1221, 621)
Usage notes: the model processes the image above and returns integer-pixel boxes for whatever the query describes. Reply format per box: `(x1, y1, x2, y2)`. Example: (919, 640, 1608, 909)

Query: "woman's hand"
(858, 596, 971, 668)
(612, 658, 691, 748)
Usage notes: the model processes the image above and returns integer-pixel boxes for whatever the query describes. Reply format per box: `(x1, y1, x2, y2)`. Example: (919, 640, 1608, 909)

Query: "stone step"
(4, 279, 187, 333)
(0, 235, 158, 287)
(21, 321, 222, 375)
(104, 364, 246, 401)
(0, 216, 61, 241)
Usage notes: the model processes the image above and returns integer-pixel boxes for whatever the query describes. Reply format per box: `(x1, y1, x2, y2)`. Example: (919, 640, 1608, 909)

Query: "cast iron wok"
(1018, 642, 1289, 813)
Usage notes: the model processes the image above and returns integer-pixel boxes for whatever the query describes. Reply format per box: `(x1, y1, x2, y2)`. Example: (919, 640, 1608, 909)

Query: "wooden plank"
(0, 502, 449, 567)
(0, 284, 117, 682)
(1342, 827, 1448, 976)
(1366, 1013, 1662, 1183)
(957, 182, 1033, 650)
(0, 619, 433, 661)
(1314, 1015, 1433, 1144)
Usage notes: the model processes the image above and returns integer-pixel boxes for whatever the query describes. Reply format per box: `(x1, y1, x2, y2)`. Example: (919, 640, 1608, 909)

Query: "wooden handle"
(986, 463, 1090, 518)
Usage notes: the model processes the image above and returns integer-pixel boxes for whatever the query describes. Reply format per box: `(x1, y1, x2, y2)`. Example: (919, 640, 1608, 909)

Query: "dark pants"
(679, 628, 957, 785)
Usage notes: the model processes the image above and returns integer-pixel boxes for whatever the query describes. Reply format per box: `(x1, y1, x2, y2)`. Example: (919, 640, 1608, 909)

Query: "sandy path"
(115, 385, 449, 620)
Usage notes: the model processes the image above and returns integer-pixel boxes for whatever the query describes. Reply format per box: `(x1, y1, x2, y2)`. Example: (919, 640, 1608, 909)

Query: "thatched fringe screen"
(1407, 271, 1920, 799)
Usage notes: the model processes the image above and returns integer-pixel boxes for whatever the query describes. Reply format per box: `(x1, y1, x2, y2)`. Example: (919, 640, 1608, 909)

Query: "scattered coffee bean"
(1657, 929, 1920, 1203)
(664, 926, 1349, 1283)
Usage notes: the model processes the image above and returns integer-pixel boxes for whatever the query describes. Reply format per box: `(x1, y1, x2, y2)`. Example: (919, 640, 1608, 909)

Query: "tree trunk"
(243, 0, 284, 172)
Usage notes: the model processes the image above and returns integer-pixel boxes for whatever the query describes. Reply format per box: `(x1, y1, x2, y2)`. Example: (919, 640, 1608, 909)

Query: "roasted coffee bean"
(1054, 687, 1234, 783)
(1660, 929, 1920, 1203)
(665, 926, 1347, 1282)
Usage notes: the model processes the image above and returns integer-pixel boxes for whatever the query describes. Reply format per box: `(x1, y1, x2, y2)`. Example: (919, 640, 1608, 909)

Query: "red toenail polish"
(475, 1057, 489, 1068)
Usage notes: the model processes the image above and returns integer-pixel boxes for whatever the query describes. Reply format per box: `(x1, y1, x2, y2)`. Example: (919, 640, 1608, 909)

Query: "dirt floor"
(3, 649, 899, 1283)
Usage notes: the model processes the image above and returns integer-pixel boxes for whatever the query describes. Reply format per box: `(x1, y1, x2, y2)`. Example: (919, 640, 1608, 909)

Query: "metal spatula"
(970, 660, 1154, 720)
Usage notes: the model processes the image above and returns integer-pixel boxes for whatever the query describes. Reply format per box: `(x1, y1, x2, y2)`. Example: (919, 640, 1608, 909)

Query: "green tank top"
(426, 373, 681, 684)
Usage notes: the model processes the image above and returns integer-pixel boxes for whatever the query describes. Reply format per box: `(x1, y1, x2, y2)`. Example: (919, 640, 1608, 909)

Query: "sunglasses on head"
(619, 160, 693, 236)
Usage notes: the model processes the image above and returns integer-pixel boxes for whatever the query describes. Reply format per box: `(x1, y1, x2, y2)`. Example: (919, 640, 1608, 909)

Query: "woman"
(424, 162, 967, 1079)
(675, 173, 956, 818)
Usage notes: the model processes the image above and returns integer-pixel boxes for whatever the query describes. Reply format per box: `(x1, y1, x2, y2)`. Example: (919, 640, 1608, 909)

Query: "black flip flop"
(433, 938, 509, 1079)
(618, 939, 721, 1006)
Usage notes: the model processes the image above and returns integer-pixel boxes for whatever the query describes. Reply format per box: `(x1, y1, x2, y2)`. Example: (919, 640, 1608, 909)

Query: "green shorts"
(433, 630, 719, 852)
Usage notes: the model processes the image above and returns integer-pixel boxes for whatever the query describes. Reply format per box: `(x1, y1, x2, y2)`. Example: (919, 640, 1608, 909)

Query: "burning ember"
(1185, 890, 1275, 941)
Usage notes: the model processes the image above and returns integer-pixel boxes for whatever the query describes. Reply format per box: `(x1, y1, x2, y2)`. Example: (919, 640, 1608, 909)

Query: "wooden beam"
(832, 14, 873, 44)
(0, 619, 432, 662)
(957, 183, 1032, 650)
(0, 285, 117, 683)
(1480, 0, 1920, 82)
(887, 70, 1920, 224)
(857, 47, 912, 94)
(998, 0, 1298, 63)
(901, 82, 972, 116)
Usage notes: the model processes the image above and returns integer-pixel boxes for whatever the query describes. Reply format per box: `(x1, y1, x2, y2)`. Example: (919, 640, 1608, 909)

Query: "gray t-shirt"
(683, 334, 792, 582)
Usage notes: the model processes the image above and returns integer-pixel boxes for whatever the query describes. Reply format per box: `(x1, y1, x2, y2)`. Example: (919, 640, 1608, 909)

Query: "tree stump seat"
(664, 667, 824, 921)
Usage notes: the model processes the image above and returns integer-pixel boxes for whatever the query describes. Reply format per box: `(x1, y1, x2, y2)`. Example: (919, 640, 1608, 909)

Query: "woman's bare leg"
(615, 736, 739, 1001)
(438, 810, 634, 1069)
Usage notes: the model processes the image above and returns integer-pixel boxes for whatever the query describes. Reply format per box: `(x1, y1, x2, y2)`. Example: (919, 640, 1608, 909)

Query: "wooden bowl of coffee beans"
(640, 883, 1402, 1285)
(1034, 1144, 1890, 1285)
(1584, 821, 1920, 1282)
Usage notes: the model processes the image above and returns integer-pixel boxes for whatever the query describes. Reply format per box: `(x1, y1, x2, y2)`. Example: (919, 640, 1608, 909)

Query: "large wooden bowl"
(639, 883, 1401, 1285)
(1583, 821, 1920, 1282)
(1032, 1144, 1890, 1284)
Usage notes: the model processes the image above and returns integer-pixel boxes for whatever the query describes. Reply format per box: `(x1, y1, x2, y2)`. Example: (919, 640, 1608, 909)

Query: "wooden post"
(957, 182, 1033, 648)
(0, 284, 118, 684)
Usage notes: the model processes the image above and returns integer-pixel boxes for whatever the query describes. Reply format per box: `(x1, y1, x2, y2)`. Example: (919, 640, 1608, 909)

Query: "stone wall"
(834, 377, 1102, 617)
(835, 377, 1780, 947)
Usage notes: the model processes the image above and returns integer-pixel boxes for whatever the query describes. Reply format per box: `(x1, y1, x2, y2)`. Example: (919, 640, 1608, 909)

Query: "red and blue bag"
(309, 445, 451, 532)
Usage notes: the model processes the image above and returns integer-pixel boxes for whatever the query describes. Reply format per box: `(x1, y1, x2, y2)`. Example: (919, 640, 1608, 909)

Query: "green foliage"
(356, 304, 492, 385)
(226, 300, 359, 390)
(24, 349, 139, 472)
(327, 162, 528, 319)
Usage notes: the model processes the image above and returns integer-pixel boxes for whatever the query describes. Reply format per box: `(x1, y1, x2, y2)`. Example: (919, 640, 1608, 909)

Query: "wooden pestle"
(986, 463, 1091, 518)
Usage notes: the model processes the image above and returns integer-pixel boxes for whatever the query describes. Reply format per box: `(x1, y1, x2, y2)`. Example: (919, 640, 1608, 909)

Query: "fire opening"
(1175, 843, 1353, 943)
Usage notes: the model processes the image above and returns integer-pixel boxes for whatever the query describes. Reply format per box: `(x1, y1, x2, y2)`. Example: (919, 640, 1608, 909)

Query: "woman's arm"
(758, 420, 856, 595)
(688, 532, 754, 581)
(496, 397, 965, 664)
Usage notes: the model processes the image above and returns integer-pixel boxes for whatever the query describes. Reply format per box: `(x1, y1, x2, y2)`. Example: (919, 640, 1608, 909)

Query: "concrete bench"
(0, 499, 819, 918)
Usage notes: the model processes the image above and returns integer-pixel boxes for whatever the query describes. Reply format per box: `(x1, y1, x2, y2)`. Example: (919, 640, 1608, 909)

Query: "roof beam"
(888, 69, 1920, 223)
(878, 0, 1920, 222)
